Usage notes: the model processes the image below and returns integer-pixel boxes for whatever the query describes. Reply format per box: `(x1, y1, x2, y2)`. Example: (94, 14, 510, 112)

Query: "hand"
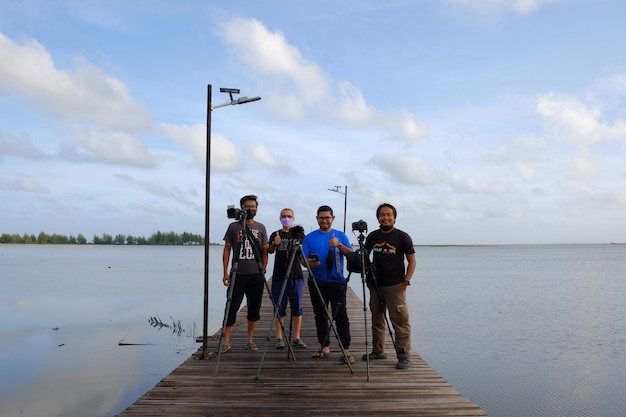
(223, 274, 230, 287)
(273, 235, 281, 246)
(329, 233, 340, 248)
(308, 257, 320, 267)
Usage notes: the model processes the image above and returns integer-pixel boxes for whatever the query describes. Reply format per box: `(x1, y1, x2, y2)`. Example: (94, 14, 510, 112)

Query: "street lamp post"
(201, 85, 261, 360)
(327, 185, 348, 232)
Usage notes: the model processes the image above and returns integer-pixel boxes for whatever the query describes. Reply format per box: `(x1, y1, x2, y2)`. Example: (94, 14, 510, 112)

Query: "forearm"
(338, 244, 352, 255)
(222, 245, 231, 277)
(262, 246, 269, 271)
(404, 254, 416, 281)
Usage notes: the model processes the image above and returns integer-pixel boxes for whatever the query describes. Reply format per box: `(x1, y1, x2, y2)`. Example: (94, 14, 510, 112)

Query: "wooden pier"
(117, 282, 488, 417)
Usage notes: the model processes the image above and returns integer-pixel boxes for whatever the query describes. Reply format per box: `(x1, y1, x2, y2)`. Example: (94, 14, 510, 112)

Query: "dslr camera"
(226, 205, 246, 220)
(276, 225, 306, 251)
(351, 219, 368, 233)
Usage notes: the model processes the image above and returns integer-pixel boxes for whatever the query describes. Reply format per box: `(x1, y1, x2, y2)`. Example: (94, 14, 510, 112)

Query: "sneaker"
(218, 344, 231, 354)
(362, 351, 387, 361)
(276, 339, 286, 349)
(292, 338, 307, 348)
(396, 358, 411, 369)
(245, 342, 258, 351)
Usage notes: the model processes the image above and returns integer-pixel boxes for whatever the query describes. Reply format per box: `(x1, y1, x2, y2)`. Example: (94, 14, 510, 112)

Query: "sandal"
(311, 349, 330, 358)
(342, 354, 355, 364)
(218, 344, 231, 354)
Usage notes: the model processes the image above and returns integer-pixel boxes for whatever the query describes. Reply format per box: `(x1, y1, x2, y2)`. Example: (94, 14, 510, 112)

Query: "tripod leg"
(256, 248, 300, 380)
(302, 254, 354, 374)
(214, 266, 238, 375)
(354, 235, 371, 381)
(359, 270, 371, 382)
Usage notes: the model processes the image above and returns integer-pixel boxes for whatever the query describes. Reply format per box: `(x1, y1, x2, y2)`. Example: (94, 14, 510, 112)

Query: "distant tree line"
(0, 231, 206, 245)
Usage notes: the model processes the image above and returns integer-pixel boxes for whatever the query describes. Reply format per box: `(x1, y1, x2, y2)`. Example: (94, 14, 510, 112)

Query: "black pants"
(226, 272, 265, 326)
(308, 281, 351, 349)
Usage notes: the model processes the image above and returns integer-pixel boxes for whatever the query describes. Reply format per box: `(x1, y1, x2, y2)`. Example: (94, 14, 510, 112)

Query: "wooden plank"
(116, 280, 489, 417)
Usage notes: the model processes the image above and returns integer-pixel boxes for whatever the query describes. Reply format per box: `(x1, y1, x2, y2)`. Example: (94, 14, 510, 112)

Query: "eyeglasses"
(317, 216, 332, 220)
(243, 205, 257, 209)
(280, 215, 293, 218)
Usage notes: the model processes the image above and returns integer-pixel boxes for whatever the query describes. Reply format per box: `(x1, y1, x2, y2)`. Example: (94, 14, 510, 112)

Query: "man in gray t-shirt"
(220, 194, 268, 353)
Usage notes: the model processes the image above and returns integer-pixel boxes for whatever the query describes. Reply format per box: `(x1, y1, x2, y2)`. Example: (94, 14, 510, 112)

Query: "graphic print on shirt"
(237, 229, 262, 260)
(371, 241, 397, 255)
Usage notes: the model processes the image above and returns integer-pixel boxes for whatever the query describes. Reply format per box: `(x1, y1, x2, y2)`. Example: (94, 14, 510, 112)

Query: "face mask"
(380, 225, 394, 232)
(280, 217, 294, 227)
(246, 209, 257, 219)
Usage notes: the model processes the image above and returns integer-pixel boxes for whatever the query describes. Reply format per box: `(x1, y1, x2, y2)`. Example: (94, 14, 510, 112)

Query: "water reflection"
(0, 245, 212, 417)
(1, 320, 197, 417)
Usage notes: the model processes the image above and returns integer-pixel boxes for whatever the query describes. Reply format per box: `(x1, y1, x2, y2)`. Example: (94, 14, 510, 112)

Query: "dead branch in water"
(149, 315, 185, 336)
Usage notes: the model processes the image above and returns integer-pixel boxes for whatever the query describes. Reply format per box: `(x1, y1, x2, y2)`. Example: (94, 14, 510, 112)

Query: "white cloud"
(0, 174, 49, 192)
(479, 135, 547, 180)
(114, 173, 199, 208)
(219, 18, 330, 114)
(218, 18, 428, 142)
(537, 94, 626, 147)
(0, 32, 151, 130)
(0, 132, 49, 160)
(250, 143, 280, 169)
(70, 127, 161, 167)
(568, 151, 597, 179)
(369, 153, 440, 185)
(447, 173, 510, 195)
(562, 180, 626, 211)
(160, 123, 241, 171)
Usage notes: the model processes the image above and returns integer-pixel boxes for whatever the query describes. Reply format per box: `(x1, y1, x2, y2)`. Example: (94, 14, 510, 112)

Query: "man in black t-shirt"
(364, 203, 416, 369)
(268, 208, 307, 349)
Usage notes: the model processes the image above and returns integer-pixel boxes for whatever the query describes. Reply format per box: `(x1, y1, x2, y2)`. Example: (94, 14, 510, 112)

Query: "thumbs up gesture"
(329, 233, 340, 248)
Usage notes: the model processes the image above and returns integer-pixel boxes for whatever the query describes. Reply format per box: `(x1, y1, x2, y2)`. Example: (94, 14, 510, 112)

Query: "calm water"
(1, 244, 626, 417)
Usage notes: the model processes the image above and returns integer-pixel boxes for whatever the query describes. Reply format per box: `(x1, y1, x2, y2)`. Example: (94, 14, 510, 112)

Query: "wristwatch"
(403, 280, 411, 286)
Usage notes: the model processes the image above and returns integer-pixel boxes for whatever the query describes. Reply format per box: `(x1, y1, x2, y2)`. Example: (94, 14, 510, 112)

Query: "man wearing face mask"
(268, 208, 307, 349)
(364, 203, 416, 370)
(221, 194, 268, 353)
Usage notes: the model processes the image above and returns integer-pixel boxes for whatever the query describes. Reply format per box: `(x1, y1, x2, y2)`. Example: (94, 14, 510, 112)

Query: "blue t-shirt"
(302, 229, 351, 284)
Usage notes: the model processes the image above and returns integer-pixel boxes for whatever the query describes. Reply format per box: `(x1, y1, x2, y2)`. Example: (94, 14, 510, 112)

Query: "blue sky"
(1, 0, 626, 244)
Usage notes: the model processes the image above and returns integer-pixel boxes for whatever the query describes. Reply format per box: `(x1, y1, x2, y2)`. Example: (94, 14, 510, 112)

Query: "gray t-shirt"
(223, 221, 268, 275)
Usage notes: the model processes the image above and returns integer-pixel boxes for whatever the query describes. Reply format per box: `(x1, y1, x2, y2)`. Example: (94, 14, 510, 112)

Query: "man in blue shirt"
(303, 205, 355, 364)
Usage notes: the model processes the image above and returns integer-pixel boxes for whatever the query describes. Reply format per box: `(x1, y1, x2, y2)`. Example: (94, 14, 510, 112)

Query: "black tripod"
(304, 245, 354, 374)
(255, 242, 355, 377)
(214, 217, 274, 375)
(348, 229, 372, 381)
(256, 239, 303, 379)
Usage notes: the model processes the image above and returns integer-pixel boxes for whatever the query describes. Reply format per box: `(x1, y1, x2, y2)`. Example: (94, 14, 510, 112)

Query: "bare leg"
(275, 317, 285, 339)
(247, 320, 257, 344)
(223, 326, 232, 346)
(292, 315, 303, 340)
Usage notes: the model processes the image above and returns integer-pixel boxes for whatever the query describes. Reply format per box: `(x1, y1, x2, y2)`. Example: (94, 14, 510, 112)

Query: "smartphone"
(310, 254, 319, 262)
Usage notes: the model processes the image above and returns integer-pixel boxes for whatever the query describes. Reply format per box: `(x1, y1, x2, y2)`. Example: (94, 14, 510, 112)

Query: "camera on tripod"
(226, 205, 247, 220)
(352, 219, 368, 233)
(275, 225, 306, 251)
